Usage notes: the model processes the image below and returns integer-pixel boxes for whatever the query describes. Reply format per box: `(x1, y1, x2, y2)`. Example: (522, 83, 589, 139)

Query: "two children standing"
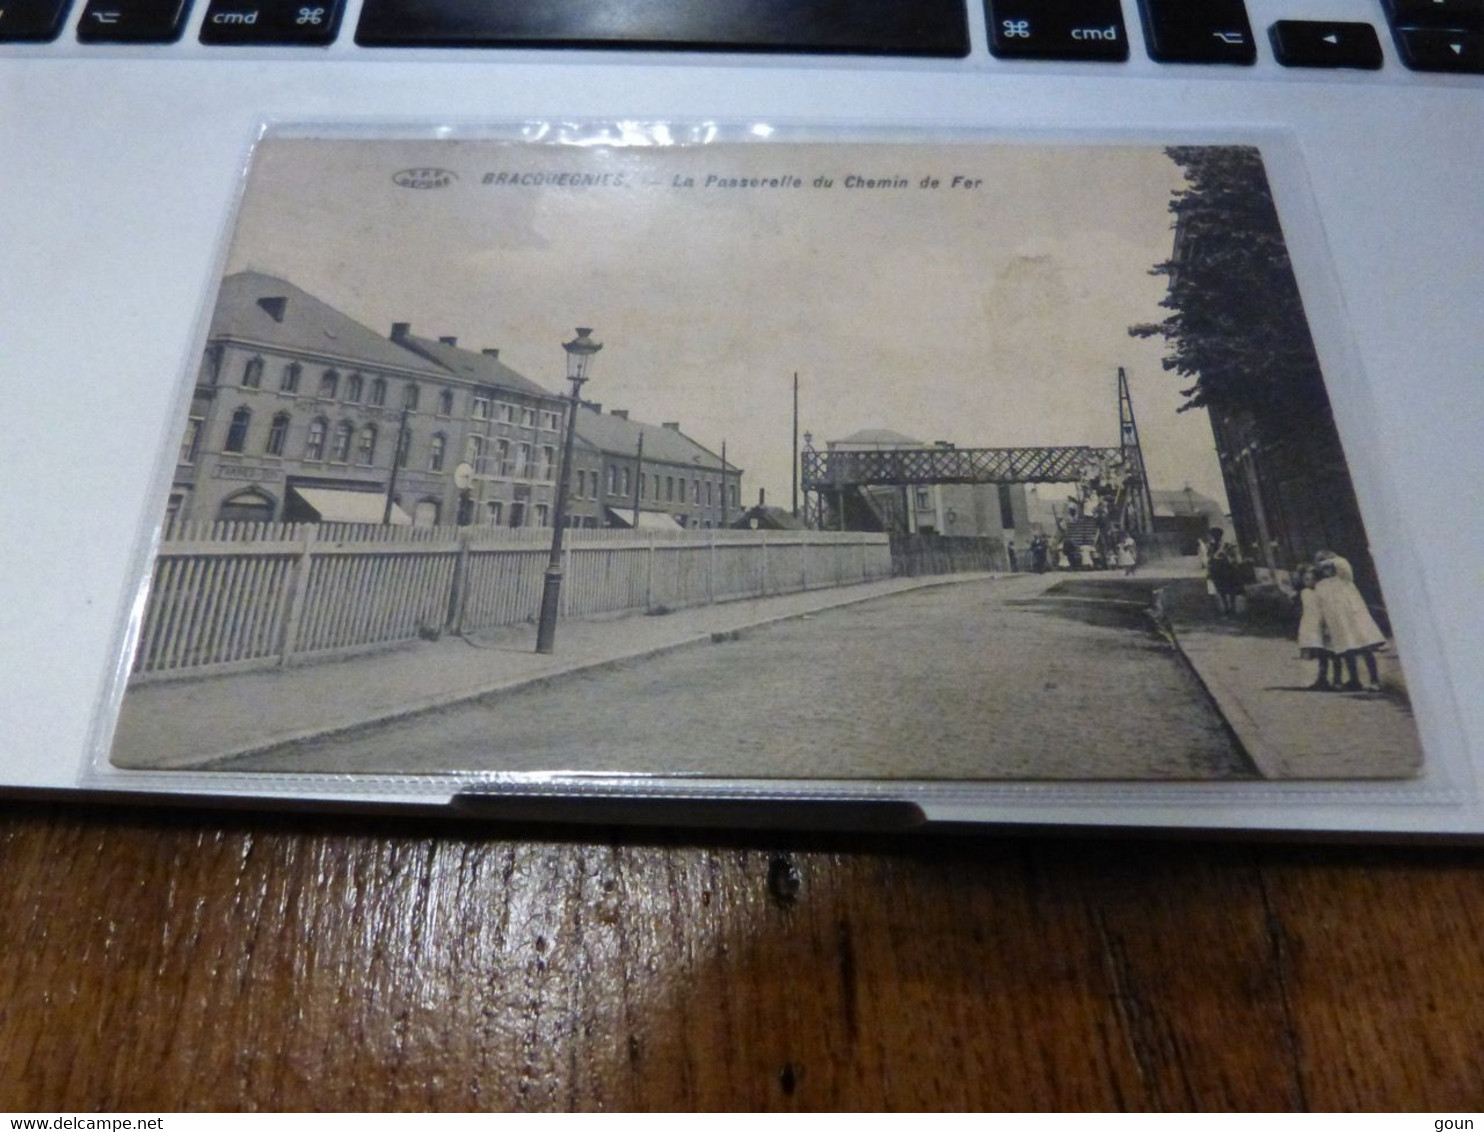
(1295, 551, 1387, 692)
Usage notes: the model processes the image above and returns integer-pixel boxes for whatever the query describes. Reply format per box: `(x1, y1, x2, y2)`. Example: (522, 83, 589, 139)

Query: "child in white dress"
(1313, 552, 1386, 692)
(1295, 566, 1339, 690)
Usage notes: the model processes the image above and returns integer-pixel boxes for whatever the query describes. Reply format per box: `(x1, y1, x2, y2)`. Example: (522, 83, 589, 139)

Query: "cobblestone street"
(218, 571, 1256, 780)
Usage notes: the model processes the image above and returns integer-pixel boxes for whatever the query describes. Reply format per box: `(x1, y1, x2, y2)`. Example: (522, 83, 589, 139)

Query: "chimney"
(585, 402, 602, 414)
(610, 409, 628, 420)
(256, 296, 287, 323)
(758, 488, 766, 507)
(662, 422, 681, 431)
(390, 322, 411, 341)
(481, 348, 500, 360)
(439, 336, 458, 347)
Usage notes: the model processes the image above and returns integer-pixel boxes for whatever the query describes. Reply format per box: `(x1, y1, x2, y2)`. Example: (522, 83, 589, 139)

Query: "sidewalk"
(111, 573, 1013, 770)
(1158, 578, 1423, 779)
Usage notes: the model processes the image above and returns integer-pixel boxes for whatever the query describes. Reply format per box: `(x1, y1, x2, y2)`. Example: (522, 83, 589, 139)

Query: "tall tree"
(1130, 146, 1330, 434)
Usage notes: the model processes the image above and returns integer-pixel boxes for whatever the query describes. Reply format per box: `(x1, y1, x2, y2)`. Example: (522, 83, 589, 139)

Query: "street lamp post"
(535, 327, 602, 655)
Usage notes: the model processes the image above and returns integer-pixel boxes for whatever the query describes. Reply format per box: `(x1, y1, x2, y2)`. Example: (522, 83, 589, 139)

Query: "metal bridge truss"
(800, 445, 1125, 490)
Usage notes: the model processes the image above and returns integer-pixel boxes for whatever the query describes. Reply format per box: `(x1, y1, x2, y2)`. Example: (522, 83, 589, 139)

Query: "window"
(304, 417, 328, 460)
(575, 470, 586, 498)
(345, 373, 363, 403)
(471, 393, 492, 420)
(540, 445, 555, 481)
(915, 488, 931, 508)
(428, 433, 446, 472)
(356, 424, 378, 466)
(465, 434, 484, 467)
(403, 384, 420, 411)
(438, 390, 454, 417)
(202, 345, 224, 386)
(542, 410, 560, 430)
(486, 500, 503, 526)
(534, 503, 549, 528)
(369, 377, 387, 407)
(517, 442, 532, 478)
(318, 369, 339, 399)
(241, 356, 264, 388)
(508, 501, 525, 528)
(499, 403, 515, 424)
(521, 407, 535, 427)
(265, 412, 290, 456)
(607, 466, 618, 495)
(280, 362, 301, 393)
(394, 426, 410, 469)
(639, 474, 647, 500)
(179, 417, 203, 465)
(224, 408, 251, 454)
(692, 480, 700, 504)
(217, 490, 274, 523)
(331, 421, 353, 463)
(621, 468, 631, 496)
(730, 483, 738, 507)
(706, 481, 713, 506)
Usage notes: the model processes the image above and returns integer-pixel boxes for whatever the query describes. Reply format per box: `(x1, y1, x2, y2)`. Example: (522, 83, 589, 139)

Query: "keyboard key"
(0, 0, 72, 40)
(1138, 0, 1256, 64)
(354, 0, 970, 56)
(199, 0, 341, 43)
(1269, 20, 1383, 69)
(987, 0, 1128, 61)
(1393, 25, 1484, 70)
(1384, 0, 1484, 28)
(77, 0, 190, 41)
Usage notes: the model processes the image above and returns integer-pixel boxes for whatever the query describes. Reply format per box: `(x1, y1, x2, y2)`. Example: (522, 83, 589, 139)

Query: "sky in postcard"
(224, 135, 1248, 511)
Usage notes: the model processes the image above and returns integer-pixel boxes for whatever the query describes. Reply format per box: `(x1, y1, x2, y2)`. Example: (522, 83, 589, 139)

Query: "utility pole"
(791, 372, 799, 517)
(630, 429, 644, 530)
(382, 405, 410, 525)
(720, 439, 729, 530)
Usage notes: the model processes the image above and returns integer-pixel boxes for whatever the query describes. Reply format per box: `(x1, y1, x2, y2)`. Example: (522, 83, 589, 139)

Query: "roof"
(392, 332, 558, 401)
(832, 428, 925, 447)
(574, 407, 737, 474)
(730, 505, 808, 530)
(209, 273, 447, 378)
(1150, 488, 1225, 518)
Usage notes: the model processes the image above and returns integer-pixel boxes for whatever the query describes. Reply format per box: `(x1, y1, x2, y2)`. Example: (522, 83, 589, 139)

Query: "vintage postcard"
(107, 134, 1423, 781)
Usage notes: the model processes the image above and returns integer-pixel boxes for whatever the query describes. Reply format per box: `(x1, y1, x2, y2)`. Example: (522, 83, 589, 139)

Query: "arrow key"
(1269, 20, 1383, 68)
(1393, 26, 1484, 71)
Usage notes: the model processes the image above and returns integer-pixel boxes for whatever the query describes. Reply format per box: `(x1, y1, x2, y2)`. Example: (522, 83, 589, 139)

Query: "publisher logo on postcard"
(392, 167, 457, 190)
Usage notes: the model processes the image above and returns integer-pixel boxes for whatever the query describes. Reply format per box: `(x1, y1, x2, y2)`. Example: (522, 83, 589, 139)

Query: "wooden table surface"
(2, 800, 1482, 1111)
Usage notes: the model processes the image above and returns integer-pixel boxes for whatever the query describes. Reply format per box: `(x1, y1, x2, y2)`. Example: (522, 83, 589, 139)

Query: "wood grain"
(0, 802, 1481, 1111)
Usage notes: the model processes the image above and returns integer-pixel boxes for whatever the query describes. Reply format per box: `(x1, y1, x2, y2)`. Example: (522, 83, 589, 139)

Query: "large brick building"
(171, 272, 568, 528)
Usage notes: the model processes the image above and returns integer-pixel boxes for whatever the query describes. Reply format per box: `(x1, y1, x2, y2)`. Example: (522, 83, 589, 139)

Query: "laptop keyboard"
(3, 0, 1482, 74)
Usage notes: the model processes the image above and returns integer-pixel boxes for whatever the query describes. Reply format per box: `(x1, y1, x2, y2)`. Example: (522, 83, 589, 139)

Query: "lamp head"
(563, 328, 603, 385)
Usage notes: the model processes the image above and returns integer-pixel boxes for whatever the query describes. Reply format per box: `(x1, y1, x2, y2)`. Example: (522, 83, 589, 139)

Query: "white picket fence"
(131, 525, 891, 681)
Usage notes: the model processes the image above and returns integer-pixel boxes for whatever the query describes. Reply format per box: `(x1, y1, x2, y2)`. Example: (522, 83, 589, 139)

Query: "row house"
(389, 326, 565, 529)
(566, 405, 742, 530)
(171, 272, 566, 528)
